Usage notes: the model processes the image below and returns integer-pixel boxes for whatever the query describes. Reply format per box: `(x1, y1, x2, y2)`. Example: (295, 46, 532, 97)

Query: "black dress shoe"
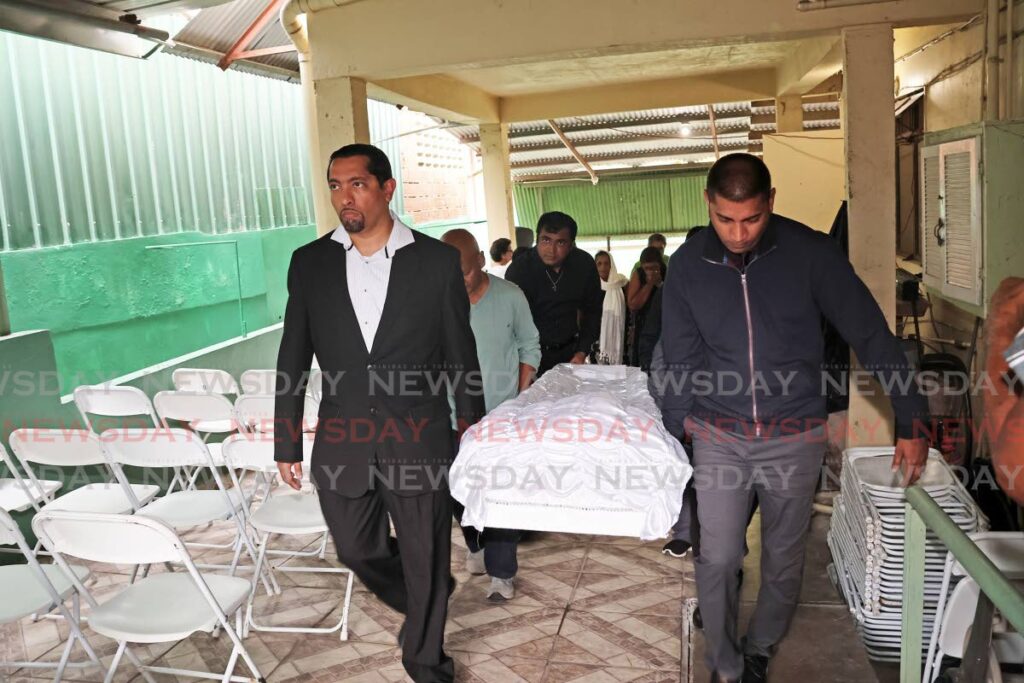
(741, 653, 768, 683)
(662, 539, 691, 557)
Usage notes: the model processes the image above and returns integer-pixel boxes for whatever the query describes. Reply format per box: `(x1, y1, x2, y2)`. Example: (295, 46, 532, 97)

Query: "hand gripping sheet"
(450, 364, 691, 540)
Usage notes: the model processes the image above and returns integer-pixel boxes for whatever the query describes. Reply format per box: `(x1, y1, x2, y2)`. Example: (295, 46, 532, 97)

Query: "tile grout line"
(539, 542, 592, 683)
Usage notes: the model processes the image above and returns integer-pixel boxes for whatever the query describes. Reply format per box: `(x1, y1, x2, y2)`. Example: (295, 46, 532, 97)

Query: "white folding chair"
(7, 429, 160, 517)
(0, 445, 62, 515)
(73, 384, 188, 492)
(172, 368, 241, 396)
(233, 393, 319, 503)
(238, 369, 276, 396)
(153, 390, 239, 492)
(0, 507, 102, 681)
(32, 510, 266, 683)
(154, 390, 238, 439)
(234, 393, 319, 435)
(99, 428, 264, 585)
(924, 532, 1024, 683)
(73, 384, 160, 432)
(927, 577, 1023, 683)
(221, 433, 353, 640)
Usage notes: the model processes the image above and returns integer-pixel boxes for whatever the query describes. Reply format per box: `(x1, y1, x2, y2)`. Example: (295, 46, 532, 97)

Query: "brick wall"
(399, 110, 476, 225)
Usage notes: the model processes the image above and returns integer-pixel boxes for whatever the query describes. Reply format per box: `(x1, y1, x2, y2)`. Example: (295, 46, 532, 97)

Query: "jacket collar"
(701, 214, 779, 264)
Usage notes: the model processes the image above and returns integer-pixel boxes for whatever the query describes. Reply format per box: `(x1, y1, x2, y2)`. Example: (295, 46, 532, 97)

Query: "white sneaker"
(487, 576, 515, 602)
(466, 549, 486, 575)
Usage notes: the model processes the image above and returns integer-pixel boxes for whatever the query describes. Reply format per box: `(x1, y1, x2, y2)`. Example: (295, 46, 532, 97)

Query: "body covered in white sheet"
(450, 364, 691, 540)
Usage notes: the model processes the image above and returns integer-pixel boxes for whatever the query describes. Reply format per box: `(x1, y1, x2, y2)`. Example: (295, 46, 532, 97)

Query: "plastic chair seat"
(43, 483, 160, 515)
(137, 489, 245, 529)
(250, 494, 326, 535)
(0, 563, 90, 623)
(0, 478, 62, 512)
(88, 572, 250, 643)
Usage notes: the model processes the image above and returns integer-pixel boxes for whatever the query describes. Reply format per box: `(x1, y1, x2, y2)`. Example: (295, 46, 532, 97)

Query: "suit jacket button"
(369, 407, 378, 416)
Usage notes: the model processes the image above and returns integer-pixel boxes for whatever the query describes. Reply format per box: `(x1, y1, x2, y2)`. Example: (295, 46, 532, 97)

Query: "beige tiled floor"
(2, 515, 879, 682)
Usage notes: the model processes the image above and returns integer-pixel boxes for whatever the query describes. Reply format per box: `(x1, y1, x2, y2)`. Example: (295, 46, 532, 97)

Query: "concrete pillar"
(775, 95, 804, 133)
(841, 25, 898, 446)
(311, 75, 371, 235)
(478, 123, 515, 244)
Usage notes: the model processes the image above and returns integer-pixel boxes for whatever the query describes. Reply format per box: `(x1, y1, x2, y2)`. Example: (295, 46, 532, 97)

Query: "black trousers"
(318, 484, 454, 683)
(451, 500, 520, 580)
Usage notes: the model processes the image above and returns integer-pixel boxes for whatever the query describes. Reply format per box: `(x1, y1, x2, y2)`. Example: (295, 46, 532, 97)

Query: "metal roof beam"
(217, 0, 288, 71)
(546, 119, 599, 184)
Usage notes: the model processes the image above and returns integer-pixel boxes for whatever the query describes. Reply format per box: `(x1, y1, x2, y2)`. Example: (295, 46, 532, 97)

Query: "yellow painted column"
(841, 24, 897, 446)
(311, 75, 371, 235)
(478, 123, 515, 244)
(775, 95, 803, 133)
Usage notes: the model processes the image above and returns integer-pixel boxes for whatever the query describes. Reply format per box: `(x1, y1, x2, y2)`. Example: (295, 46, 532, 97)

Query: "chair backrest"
(222, 432, 314, 478)
(938, 578, 981, 658)
(73, 385, 159, 430)
(33, 510, 185, 566)
(239, 369, 277, 395)
(153, 390, 237, 429)
(221, 433, 277, 471)
(234, 393, 318, 433)
(100, 428, 214, 469)
(172, 368, 240, 395)
(954, 532, 1024, 578)
(9, 429, 107, 467)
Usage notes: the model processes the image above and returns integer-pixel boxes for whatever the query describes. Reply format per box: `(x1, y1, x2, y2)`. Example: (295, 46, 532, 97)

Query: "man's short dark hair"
(489, 238, 512, 262)
(327, 144, 393, 187)
(706, 153, 772, 202)
(648, 233, 667, 246)
(537, 211, 578, 241)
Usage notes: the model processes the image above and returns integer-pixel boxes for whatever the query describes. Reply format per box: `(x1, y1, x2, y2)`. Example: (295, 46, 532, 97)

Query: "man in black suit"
(274, 143, 484, 683)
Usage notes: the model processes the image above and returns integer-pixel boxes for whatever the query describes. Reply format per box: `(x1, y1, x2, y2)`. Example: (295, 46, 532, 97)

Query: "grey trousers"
(689, 417, 825, 680)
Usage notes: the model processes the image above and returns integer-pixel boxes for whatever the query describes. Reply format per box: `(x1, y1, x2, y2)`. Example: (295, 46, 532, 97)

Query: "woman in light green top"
(441, 229, 541, 602)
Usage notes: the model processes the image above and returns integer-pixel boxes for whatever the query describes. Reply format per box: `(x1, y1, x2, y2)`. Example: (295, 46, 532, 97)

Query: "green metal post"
(906, 485, 1024, 633)
(901, 501, 926, 683)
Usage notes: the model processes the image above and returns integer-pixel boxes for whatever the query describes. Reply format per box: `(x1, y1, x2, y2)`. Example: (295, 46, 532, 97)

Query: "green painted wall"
(0, 226, 314, 392)
(513, 173, 708, 236)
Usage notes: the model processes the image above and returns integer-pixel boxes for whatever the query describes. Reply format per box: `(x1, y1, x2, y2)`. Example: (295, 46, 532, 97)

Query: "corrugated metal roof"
(445, 100, 837, 182)
(167, 0, 299, 79)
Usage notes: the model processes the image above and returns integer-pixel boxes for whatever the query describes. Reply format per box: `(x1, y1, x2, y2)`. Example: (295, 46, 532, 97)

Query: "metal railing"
(901, 485, 1024, 682)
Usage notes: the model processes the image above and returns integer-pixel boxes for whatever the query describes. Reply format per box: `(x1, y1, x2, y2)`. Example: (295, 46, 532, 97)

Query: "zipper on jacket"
(739, 272, 761, 437)
(701, 245, 776, 437)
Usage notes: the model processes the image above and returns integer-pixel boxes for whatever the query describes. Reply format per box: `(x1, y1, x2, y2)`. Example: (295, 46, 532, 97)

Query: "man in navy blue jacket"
(661, 154, 930, 683)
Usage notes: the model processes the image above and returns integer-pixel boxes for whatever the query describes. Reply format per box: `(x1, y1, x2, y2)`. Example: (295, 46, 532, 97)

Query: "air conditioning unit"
(919, 120, 1024, 314)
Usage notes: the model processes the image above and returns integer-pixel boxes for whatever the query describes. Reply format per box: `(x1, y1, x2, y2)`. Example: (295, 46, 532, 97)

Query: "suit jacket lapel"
(370, 239, 421, 359)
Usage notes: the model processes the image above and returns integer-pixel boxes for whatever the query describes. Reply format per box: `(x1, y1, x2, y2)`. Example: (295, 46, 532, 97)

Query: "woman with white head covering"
(595, 250, 628, 364)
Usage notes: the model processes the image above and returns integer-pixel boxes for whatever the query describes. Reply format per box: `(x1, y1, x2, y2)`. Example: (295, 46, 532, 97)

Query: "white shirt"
(331, 213, 416, 352)
(489, 262, 509, 279)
